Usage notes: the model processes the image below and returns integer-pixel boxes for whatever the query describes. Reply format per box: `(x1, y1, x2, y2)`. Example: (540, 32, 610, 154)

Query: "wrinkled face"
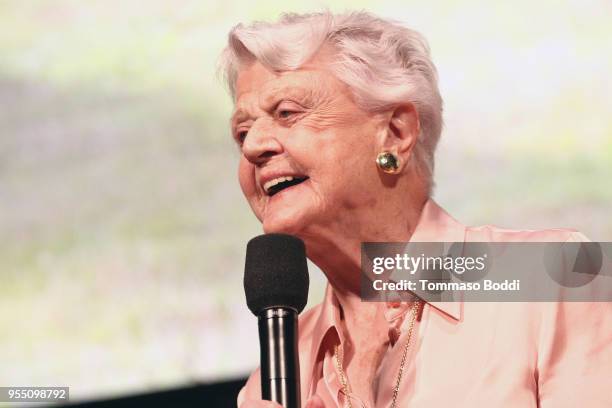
(232, 60, 383, 236)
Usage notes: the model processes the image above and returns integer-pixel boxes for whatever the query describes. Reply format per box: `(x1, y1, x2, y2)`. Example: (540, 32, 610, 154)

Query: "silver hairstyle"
(219, 10, 443, 194)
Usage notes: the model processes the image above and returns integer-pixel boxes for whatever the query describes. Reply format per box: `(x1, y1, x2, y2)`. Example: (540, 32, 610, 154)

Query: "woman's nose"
(241, 120, 283, 165)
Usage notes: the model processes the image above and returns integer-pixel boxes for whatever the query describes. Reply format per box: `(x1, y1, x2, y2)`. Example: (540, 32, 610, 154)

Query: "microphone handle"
(258, 307, 301, 408)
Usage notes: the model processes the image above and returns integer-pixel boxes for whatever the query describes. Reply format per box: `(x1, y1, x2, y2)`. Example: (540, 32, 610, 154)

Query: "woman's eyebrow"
(231, 86, 315, 126)
(261, 86, 313, 109)
(231, 109, 249, 125)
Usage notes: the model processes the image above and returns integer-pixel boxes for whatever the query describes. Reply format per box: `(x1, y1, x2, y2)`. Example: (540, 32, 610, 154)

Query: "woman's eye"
(276, 104, 301, 119)
(237, 131, 248, 144)
(278, 110, 293, 118)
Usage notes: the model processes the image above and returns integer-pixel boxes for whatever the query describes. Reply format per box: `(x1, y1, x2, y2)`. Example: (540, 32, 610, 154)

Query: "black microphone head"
(244, 234, 309, 315)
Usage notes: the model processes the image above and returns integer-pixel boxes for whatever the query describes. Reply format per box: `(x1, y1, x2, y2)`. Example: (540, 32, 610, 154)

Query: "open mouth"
(264, 176, 309, 197)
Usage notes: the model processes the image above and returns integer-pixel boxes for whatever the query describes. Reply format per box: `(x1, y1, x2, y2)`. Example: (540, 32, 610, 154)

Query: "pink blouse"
(238, 200, 612, 407)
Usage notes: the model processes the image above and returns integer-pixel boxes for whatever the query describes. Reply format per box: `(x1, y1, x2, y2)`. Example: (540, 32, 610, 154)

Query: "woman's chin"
(260, 186, 316, 236)
(262, 213, 305, 236)
(261, 203, 312, 236)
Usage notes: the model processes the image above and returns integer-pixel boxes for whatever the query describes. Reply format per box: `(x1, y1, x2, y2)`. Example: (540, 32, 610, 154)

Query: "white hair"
(219, 10, 443, 195)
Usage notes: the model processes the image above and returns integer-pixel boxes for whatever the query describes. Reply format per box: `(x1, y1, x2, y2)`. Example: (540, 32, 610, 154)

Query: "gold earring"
(376, 152, 400, 174)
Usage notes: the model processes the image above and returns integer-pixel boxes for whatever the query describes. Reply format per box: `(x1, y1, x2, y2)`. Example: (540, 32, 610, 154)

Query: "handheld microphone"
(244, 234, 309, 408)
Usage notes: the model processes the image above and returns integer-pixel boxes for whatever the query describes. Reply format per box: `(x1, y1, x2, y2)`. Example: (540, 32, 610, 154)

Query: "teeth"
(263, 176, 295, 193)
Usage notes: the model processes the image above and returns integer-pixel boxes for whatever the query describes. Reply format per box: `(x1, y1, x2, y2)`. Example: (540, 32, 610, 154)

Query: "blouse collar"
(307, 198, 466, 365)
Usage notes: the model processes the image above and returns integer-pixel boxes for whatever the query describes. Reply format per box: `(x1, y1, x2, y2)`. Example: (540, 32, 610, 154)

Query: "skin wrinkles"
(233, 56, 426, 407)
(234, 61, 379, 231)
(234, 57, 425, 276)
(232, 73, 362, 139)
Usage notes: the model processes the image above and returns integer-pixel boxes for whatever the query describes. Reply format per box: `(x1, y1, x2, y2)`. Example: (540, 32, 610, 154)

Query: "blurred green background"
(0, 0, 610, 403)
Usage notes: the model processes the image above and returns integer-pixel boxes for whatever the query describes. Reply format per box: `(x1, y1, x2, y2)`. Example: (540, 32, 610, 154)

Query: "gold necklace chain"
(333, 300, 422, 408)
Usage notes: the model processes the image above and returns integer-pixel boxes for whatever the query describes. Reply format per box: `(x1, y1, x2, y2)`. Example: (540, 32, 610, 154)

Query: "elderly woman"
(219, 11, 611, 408)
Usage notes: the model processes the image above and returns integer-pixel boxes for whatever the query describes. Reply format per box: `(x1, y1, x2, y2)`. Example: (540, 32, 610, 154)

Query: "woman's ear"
(378, 103, 420, 173)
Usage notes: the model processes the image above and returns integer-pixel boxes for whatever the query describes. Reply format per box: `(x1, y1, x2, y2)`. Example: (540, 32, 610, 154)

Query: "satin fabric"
(238, 199, 612, 407)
